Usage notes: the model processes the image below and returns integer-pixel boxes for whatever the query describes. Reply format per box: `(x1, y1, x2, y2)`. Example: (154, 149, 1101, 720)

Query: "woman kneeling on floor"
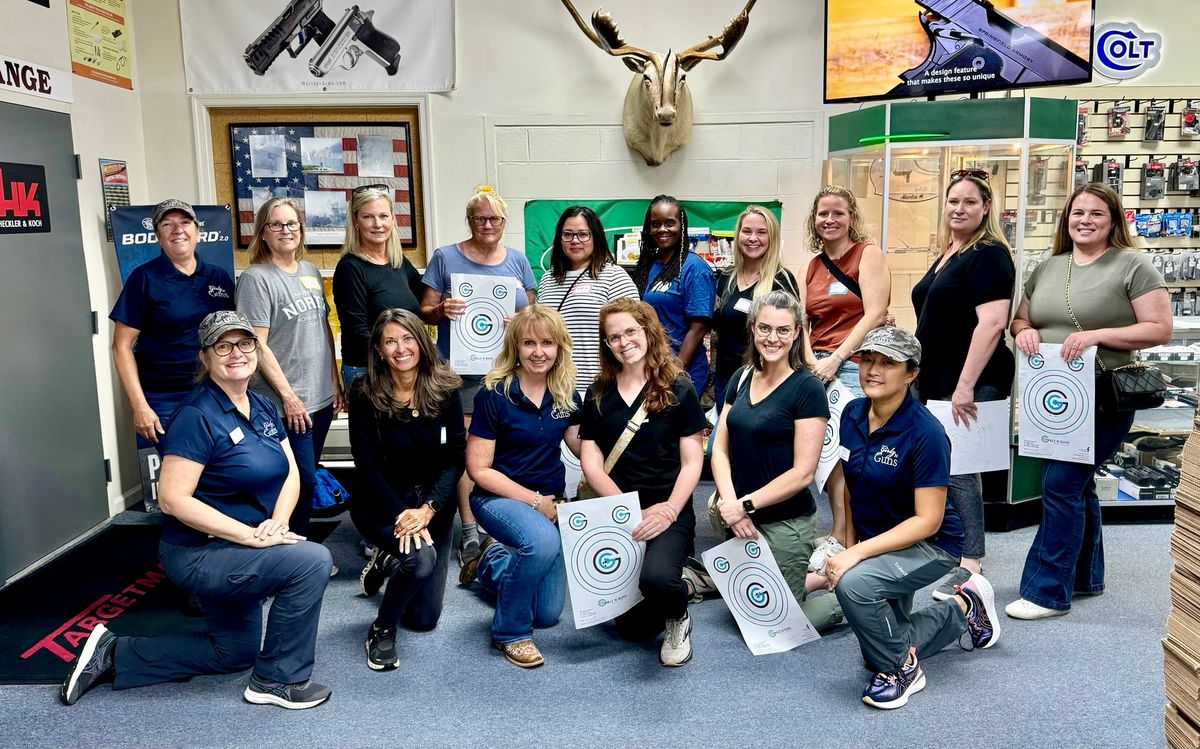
(462, 305, 582, 667)
(350, 309, 465, 671)
(826, 326, 999, 710)
(62, 311, 333, 710)
(578, 298, 707, 666)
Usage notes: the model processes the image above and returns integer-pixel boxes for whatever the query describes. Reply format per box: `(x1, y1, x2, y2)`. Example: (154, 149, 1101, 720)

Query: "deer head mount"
(562, 0, 757, 166)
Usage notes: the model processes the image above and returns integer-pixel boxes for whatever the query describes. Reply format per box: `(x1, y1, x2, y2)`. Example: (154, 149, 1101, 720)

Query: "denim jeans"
(814, 351, 865, 399)
(1019, 407, 1136, 611)
(341, 365, 367, 393)
(469, 494, 566, 643)
(286, 403, 335, 536)
(945, 383, 1006, 561)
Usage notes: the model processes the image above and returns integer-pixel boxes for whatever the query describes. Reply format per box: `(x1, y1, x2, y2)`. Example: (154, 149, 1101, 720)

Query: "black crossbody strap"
(818, 250, 862, 299)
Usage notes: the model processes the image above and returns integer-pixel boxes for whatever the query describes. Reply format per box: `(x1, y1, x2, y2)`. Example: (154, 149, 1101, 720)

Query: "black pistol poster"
(825, 0, 1093, 103)
(178, 0, 454, 94)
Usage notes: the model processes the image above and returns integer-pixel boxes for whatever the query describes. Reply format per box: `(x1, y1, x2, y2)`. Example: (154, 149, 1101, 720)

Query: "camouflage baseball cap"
(852, 326, 922, 365)
(152, 198, 198, 227)
(198, 310, 255, 348)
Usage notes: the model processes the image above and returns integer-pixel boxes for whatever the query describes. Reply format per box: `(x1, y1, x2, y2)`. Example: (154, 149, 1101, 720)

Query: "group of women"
(68, 172, 1170, 710)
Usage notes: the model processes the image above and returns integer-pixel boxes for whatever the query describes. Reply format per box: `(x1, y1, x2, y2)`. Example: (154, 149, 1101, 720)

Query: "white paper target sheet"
(558, 493, 645, 629)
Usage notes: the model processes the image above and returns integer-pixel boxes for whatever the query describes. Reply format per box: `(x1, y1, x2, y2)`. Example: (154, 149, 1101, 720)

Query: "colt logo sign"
(1094, 22, 1162, 80)
(0, 162, 50, 234)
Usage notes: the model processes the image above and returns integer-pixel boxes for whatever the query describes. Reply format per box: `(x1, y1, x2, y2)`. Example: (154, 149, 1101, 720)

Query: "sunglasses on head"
(353, 184, 391, 194)
(950, 169, 990, 182)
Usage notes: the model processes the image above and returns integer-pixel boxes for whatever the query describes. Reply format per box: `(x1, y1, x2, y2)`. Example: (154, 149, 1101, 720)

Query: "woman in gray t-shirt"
(1006, 184, 1171, 621)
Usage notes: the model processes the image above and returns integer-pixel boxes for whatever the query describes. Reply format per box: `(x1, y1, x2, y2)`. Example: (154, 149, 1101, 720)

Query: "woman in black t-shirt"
(579, 298, 707, 667)
(910, 171, 1015, 600)
(349, 309, 465, 672)
(710, 290, 843, 632)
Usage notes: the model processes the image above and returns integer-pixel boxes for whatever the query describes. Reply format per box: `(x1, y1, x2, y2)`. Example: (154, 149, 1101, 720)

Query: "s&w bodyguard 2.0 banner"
(110, 204, 235, 284)
(178, 0, 454, 94)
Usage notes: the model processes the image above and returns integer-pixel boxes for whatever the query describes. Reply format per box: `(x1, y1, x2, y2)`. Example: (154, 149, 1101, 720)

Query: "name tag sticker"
(733, 297, 752, 313)
(838, 446, 851, 462)
(440, 426, 447, 445)
(572, 281, 595, 297)
(230, 427, 245, 445)
(829, 281, 849, 296)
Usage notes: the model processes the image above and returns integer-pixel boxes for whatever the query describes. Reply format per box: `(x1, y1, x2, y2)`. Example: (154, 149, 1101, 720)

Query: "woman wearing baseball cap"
(62, 311, 334, 710)
(824, 326, 1000, 709)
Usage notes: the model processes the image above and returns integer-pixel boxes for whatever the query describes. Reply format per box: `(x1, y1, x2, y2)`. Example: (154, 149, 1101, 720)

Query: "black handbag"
(1065, 257, 1166, 413)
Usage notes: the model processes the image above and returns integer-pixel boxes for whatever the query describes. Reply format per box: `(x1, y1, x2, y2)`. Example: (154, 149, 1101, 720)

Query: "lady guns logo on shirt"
(873, 445, 899, 467)
(261, 418, 279, 438)
(551, 405, 573, 420)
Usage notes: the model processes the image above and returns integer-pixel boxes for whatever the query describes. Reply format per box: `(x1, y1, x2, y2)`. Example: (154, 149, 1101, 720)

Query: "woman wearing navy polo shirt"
(630, 195, 716, 396)
(111, 199, 236, 447)
(579, 298, 707, 667)
(62, 311, 333, 710)
(350, 309, 466, 671)
(825, 326, 999, 710)
(464, 305, 581, 668)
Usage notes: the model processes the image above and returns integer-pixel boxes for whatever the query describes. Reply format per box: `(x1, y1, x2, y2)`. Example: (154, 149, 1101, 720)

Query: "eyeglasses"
(265, 221, 301, 233)
(754, 323, 795, 339)
(604, 326, 644, 347)
(211, 338, 258, 357)
(950, 169, 990, 182)
(353, 184, 390, 194)
(470, 215, 506, 227)
(561, 231, 592, 243)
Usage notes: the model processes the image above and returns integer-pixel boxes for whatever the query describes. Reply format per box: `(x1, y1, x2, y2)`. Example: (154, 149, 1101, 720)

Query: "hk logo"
(0, 167, 41, 217)
(0, 162, 50, 234)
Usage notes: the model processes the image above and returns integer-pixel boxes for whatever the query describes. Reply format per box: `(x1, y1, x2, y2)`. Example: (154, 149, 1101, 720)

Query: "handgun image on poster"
(244, 0, 402, 78)
(815, 378, 854, 492)
(449, 273, 517, 375)
(558, 493, 645, 629)
(702, 537, 820, 655)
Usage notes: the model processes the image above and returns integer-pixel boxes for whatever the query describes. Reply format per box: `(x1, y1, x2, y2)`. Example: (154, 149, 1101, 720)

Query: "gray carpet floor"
(0, 485, 1172, 749)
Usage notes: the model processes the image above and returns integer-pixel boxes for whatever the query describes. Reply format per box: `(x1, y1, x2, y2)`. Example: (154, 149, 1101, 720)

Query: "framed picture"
(227, 121, 416, 249)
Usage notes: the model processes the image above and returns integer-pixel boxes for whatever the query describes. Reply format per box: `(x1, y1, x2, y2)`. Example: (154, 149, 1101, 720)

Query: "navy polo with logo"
(470, 381, 582, 498)
(160, 379, 289, 546)
(110, 252, 235, 392)
(839, 391, 964, 559)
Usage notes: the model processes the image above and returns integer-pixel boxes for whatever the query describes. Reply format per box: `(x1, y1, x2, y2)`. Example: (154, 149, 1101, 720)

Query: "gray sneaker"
(931, 566, 973, 601)
(244, 675, 332, 710)
(660, 613, 693, 667)
(808, 536, 846, 574)
(60, 623, 116, 705)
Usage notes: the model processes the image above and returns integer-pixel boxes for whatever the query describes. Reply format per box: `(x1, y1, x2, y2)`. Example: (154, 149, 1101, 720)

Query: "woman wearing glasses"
(63, 311, 333, 710)
(710, 291, 843, 633)
(537, 206, 639, 395)
(332, 185, 426, 390)
(236, 198, 343, 536)
(578, 298, 707, 666)
(420, 186, 538, 573)
(911, 170, 1015, 600)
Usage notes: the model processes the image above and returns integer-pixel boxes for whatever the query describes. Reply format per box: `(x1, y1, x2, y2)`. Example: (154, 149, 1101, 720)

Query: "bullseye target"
(568, 528, 640, 597)
(1022, 372, 1089, 435)
(455, 298, 508, 355)
(725, 561, 790, 628)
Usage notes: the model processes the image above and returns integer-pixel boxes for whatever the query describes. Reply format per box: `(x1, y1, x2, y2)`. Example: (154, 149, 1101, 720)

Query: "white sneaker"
(660, 613, 693, 667)
(808, 537, 846, 574)
(1005, 598, 1068, 620)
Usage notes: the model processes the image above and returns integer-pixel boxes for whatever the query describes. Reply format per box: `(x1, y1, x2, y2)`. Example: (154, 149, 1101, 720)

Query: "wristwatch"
(742, 496, 756, 515)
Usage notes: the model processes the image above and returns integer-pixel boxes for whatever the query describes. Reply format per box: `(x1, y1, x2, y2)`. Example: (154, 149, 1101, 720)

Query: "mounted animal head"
(561, 0, 757, 166)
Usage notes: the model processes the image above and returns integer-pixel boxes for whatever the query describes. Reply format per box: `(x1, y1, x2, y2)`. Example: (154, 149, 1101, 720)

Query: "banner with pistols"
(179, 0, 454, 94)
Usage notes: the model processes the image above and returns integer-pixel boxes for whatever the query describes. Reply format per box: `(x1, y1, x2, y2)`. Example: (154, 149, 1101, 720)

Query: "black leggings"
(354, 512, 453, 631)
(618, 503, 695, 630)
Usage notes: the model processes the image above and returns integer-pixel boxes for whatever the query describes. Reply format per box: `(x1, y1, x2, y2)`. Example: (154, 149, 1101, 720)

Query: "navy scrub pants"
(112, 539, 332, 689)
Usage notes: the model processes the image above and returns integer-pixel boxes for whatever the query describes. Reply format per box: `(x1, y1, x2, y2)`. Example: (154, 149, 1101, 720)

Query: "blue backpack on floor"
(312, 468, 350, 518)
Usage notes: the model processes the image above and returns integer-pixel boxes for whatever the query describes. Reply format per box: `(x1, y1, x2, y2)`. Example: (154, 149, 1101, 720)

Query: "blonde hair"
(935, 175, 1012, 256)
(484, 305, 577, 414)
(342, 187, 406, 268)
(465, 185, 508, 230)
(805, 186, 871, 253)
(728, 206, 783, 301)
(247, 197, 307, 265)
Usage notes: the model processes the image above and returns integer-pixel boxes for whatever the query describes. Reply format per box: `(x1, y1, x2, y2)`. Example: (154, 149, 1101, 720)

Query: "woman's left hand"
(810, 356, 840, 384)
(950, 382, 977, 427)
(631, 503, 677, 541)
(1061, 330, 1101, 362)
(823, 547, 864, 589)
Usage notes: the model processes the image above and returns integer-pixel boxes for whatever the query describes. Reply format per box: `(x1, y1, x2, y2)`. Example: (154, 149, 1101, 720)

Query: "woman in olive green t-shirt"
(1006, 183, 1171, 622)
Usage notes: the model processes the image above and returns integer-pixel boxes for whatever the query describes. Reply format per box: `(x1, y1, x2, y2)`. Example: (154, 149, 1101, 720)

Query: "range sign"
(0, 161, 50, 234)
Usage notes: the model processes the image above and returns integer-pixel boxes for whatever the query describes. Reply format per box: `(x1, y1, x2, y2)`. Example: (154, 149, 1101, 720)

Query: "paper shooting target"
(724, 551, 791, 628)
(1022, 371, 1089, 436)
(568, 526, 640, 597)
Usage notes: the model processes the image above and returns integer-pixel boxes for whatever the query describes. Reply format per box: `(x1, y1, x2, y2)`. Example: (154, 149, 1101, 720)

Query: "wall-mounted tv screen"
(825, 0, 1095, 104)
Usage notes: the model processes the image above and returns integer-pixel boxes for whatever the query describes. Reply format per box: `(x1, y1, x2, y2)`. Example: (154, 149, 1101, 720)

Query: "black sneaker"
(365, 623, 399, 671)
(243, 674, 332, 709)
(359, 548, 394, 597)
(60, 623, 117, 705)
(862, 649, 925, 709)
(956, 573, 1001, 650)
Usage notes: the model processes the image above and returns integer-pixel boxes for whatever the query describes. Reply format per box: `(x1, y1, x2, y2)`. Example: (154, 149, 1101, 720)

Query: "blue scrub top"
(469, 380, 581, 497)
(839, 391, 964, 559)
(160, 379, 290, 547)
(641, 252, 715, 393)
(110, 253, 235, 393)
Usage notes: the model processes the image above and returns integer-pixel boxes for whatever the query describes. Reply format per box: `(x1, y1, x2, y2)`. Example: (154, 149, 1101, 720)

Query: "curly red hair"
(594, 298, 683, 413)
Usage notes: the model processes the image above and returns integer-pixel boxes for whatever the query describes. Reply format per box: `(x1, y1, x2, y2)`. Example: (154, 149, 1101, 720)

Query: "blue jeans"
(115, 539, 332, 688)
(341, 365, 367, 393)
(286, 403, 335, 536)
(945, 383, 1005, 561)
(1019, 407, 1136, 611)
(814, 351, 865, 398)
(469, 494, 566, 643)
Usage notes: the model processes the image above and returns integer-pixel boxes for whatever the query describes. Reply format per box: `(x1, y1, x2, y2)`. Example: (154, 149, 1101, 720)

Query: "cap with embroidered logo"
(152, 199, 198, 227)
(198, 310, 255, 349)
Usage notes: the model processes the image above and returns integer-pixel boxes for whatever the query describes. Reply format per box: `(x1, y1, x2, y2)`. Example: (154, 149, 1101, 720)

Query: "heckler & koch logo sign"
(0, 161, 50, 234)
